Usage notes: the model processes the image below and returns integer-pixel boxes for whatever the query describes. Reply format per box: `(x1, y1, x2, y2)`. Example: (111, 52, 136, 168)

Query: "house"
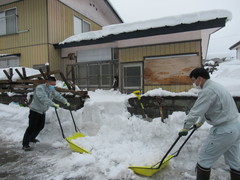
(54, 10, 232, 93)
(0, 0, 122, 71)
(229, 41, 240, 59)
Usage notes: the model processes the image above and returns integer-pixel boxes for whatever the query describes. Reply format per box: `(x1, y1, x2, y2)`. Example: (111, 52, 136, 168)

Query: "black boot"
(231, 169, 240, 180)
(196, 163, 211, 180)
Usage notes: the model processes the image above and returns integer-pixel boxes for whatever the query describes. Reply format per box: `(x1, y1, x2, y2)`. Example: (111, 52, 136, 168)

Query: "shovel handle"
(69, 110, 80, 132)
(55, 108, 66, 139)
(133, 90, 147, 118)
(173, 127, 196, 157)
(153, 135, 181, 168)
(153, 127, 196, 169)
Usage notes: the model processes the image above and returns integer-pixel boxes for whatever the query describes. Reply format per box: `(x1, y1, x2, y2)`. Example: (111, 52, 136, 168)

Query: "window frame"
(0, 7, 18, 36)
(122, 62, 143, 90)
(73, 16, 91, 35)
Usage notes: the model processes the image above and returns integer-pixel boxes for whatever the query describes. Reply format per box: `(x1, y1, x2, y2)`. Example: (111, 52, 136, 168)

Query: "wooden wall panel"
(144, 55, 200, 85)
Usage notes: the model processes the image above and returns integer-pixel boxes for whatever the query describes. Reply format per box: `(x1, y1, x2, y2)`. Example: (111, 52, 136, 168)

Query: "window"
(0, 55, 19, 68)
(89, 64, 100, 86)
(78, 65, 88, 85)
(83, 20, 90, 32)
(0, 8, 17, 35)
(74, 16, 90, 35)
(67, 61, 117, 89)
(123, 63, 142, 92)
(101, 63, 112, 86)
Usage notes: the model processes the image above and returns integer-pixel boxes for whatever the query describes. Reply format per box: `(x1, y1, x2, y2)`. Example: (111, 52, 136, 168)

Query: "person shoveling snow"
(22, 76, 70, 151)
(178, 68, 240, 180)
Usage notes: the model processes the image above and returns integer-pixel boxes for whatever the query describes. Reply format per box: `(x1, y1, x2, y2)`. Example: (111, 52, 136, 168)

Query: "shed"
(55, 10, 231, 93)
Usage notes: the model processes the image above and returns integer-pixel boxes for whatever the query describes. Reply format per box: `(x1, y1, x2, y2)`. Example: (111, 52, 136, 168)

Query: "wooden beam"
(0, 80, 11, 83)
(3, 70, 12, 81)
(39, 68, 47, 79)
(25, 70, 60, 80)
(22, 67, 27, 79)
(15, 69, 24, 80)
(55, 87, 88, 97)
(59, 72, 72, 90)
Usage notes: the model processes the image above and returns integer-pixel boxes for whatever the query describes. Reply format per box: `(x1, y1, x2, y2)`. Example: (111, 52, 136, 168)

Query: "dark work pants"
(22, 110, 45, 146)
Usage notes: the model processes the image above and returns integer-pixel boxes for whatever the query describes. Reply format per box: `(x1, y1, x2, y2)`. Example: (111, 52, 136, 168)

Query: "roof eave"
(104, 0, 123, 23)
(54, 17, 227, 49)
(229, 41, 240, 50)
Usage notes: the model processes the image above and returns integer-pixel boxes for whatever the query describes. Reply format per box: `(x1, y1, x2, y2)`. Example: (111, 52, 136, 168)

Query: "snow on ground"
(1, 59, 240, 180)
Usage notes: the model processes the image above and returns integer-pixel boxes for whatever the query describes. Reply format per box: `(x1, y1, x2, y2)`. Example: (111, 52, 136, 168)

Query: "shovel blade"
(65, 132, 91, 154)
(129, 155, 175, 177)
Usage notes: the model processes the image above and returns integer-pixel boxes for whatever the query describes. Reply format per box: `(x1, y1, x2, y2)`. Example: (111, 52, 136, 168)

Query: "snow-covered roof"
(59, 9, 231, 45)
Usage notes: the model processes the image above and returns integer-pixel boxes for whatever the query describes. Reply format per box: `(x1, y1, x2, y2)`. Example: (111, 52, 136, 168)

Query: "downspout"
(46, 0, 50, 67)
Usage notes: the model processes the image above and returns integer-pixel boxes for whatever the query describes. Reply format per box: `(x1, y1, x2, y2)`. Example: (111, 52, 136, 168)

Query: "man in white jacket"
(179, 68, 240, 180)
(22, 76, 70, 151)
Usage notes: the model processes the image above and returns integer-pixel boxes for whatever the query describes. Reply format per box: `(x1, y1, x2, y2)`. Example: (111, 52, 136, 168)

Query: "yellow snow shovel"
(129, 127, 196, 176)
(133, 90, 147, 118)
(55, 108, 90, 154)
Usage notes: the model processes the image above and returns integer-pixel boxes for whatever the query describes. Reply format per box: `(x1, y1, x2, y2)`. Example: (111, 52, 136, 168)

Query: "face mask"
(48, 85, 55, 91)
(193, 83, 201, 89)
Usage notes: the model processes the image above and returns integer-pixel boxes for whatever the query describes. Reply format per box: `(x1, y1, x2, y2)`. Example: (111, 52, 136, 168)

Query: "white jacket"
(184, 79, 239, 129)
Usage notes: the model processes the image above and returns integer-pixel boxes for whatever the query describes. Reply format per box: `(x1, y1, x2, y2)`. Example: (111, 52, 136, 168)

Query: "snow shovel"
(129, 127, 196, 176)
(55, 108, 90, 154)
(133, 90, 147, 118)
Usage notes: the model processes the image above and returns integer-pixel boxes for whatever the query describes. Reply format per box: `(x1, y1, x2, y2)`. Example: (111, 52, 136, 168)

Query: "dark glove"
(178, 129, 189, 136)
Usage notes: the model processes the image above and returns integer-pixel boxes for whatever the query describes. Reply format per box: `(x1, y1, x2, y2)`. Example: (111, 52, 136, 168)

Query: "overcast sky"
(109, 0, 240, 59)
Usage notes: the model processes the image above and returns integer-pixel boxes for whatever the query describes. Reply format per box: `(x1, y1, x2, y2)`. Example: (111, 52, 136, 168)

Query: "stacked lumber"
(0, 67, 88, 98)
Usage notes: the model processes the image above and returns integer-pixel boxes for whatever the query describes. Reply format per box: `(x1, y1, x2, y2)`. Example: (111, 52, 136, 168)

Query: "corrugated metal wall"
(0, 0, 48, 67)
(0, 0, 102, 71)
(119, 40, 201, 92)
(119, 41, 201, 62)
(47, 0, 102, 72)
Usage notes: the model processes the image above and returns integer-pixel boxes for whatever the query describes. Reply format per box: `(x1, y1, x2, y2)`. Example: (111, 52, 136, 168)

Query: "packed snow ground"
(1, 59, 240, 180)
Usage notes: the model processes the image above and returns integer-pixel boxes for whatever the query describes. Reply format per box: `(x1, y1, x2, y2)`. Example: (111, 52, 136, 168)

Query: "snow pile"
(0, 90, 207, 180)
(1, 59, 239, 179)
(60, 9, 231, 45)
(210, 59, 240, 96)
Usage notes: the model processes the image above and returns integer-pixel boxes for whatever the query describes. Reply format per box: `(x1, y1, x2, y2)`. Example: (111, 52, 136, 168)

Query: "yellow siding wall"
(119, 41, 201, 62)
(0, 0, 48, 50)
(0, 0, 102, 70)
(47, 0, 102, 71)
(47, 0, 102, 44)
(0, 0, 48, 67)
(119, 41, 201, 92)
(0, 45, 48, 67)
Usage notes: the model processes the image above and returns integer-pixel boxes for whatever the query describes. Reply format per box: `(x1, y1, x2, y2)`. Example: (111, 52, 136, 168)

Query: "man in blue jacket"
(22, 76, 70, 151)
(179, 68, 240, 180)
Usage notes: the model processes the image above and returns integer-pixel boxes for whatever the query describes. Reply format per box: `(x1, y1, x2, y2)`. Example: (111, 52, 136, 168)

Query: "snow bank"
(1, 59, 239, 179)
(0, 89, 208, 179)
